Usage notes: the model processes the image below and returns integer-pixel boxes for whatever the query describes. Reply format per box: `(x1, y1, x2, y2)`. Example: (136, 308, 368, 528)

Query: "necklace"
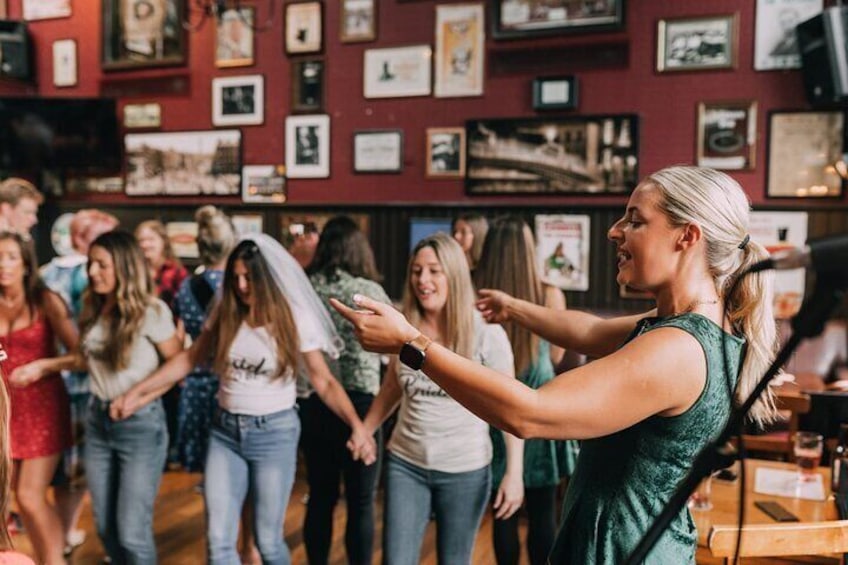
(675, 298, 719, 316)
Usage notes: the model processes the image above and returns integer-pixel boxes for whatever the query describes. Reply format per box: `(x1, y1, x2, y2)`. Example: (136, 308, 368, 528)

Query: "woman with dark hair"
(303, 216, 389, 565)
(26, 230, 183, 564)
(0, 232, 76, 565)
(112, 234, 375, 564)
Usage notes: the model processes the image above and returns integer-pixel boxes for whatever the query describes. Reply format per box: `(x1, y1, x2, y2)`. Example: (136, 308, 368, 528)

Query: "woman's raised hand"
(476, 289, 515, 324)
(329, 294, 418, 354)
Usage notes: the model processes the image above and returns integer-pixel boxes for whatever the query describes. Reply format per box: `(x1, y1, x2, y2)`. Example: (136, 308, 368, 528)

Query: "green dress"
(548, 313, 744, 564)
(491, 340, 578, 488)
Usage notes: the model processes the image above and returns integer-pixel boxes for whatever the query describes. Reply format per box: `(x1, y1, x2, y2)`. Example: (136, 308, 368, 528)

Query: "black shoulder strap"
(189, 274, 215, 312)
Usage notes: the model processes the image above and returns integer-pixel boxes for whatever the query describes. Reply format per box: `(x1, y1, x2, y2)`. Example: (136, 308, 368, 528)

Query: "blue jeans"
(204, 407, 300, 565)
(85, 398, 167, 565)
(383, 452, 491, 565)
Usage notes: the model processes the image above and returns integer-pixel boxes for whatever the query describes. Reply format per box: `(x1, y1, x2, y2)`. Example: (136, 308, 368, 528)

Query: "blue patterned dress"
(174, 269, 223, 472)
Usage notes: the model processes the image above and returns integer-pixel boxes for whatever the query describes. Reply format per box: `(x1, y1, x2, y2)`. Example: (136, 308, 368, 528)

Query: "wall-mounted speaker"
(0, 21, 32, 81)
(797, 6, 848, 106)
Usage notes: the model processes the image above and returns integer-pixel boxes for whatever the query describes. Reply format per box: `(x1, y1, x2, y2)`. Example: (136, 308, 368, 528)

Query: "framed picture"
(696, 100, 757, 170)
(492, 0, 624, 39)
(767, 110, 845, 198)
(52, 39, 77, 88)
(755, 0, 822, 70)
(466, 115, 639, 195)
(232, 214, 265, 237)
(123, 103, 162, 129)
(124, 130, 241, 196)
(166, 222, 199, 259)
(291, 59, 324, 113)
(212, 75, 264, 127)
(532, 76, 578, 110)
(216, 7, 255, 68)
(426, 127, 466, 178)
(434, 3, 485, 98)
(242, 165, 287, 204)
(340, 0, 376, 43)
(23, 0, 70, 20)
(286, 1, 323, 55)
(535, 214, 591, 291)
(285, 114, 330, 178)
(102, 0, 186, 71)
(750, 211, 808, 319)
(364, 45, 432, 99)
(656, 14, 738, 72)
(353, 130, 403, 173)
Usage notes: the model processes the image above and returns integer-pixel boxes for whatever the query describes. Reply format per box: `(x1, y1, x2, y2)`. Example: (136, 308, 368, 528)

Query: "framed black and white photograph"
(212, 75, 264, 127)
(23, 0, 70, 21)
(216, 7, 254, 68)
(285, 114, 330, 178)
(123, 103, 162, 129)
(52, 39, 77, 88)
(242, 165, 287, 204)
(291, 59, 324, 113)
(697, 100, 757, 171)
(102, 0, 186, 71)
(340, 0, 376, 43)
(755, 0, 822, 70)
(492, 0, 624, 39)
(426, 127, 466, 178)
(767, 110, 845, 198)
(125, 130, 242, 196)
(466, 115, 639, 195)
(656, 14, 738, 72)
(434, 3, 485, 98)
(532, 76, 578, 110)
(353, 130, 403, 173)
(286, 1, 323, 55)
(364, 45, 432, 99)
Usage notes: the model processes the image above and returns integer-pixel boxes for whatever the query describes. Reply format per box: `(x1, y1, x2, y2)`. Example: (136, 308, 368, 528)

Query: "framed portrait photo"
(426, 127, 466, 178)
(697, 100, 757, 171)
(212, 75, 264, 127)
(102, 0, 186, 71)
(52, 39, 77, 88)
(434, 3, 485, 98)
(766, 110, 845, 198)
(492, 0, 624, 39)
(363, 45, 432, 99)
(286, 1, 323, 55)
(216, 7, 255, 68)
(353, 130, 403, 173)
(291, 59, 324, 113)
(656, 14, 738, 72)
(285, 114, 331, 178)
(340, 0, 376, 43)
(532, 76, 578, 110)
(755, 0, 822, 70)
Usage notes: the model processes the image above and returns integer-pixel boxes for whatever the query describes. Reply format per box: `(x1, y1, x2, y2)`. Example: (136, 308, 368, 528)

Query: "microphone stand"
(625, 275, 847, 564)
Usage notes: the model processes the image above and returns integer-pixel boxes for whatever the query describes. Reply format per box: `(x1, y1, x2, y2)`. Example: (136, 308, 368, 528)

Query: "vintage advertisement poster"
(435, 3, 485, 97)
(535, 214, 590, 291)
(749, 211, 808, 319)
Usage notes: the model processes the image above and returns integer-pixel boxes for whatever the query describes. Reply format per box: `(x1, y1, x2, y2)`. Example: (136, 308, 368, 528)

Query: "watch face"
(399, 343, 425, 371)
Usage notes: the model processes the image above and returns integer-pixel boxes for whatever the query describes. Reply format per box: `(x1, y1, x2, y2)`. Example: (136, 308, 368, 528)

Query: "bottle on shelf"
(831, 423, 848, 493)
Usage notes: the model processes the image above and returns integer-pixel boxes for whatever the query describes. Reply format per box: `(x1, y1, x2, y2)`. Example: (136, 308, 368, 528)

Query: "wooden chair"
(707, 520, 848, 564)
(740, 392, 812, 461)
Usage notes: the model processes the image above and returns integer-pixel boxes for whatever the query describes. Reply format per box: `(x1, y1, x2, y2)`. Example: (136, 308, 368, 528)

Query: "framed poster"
(216, 7, 254, 68)
(532, 76, 578, 110)
(767, 111, 845, 198)
(466, 115, 639, 195)
(285, 114, 330, 178)
(166, 222, 199, 259)
(426, 127, 466, 178)
(749, 211, 808, 320)
(492, 0, 624, 39)
(363, 45, 432, 98)
(123, 103, 162, 129)
(286, 1, 323, 55)
(124, 130, 241, 196)
(212, 75, 264, 126)
(102, 0, 186, 71)
(23, 0, 71, 20)
(340, 0, 376, 43)
(697, 100, 757, 170)
(434, 3, 485, 98)
(755, 0, 822, 70)
(291, 59, 324, 113)
(353, 130, 403, 173)
(656, 14, 738, 72)
(232, 214, 264, 237)
(242, 165, 287, 204)
(535, 214, 591, 291)
(52, 39, 78, 88)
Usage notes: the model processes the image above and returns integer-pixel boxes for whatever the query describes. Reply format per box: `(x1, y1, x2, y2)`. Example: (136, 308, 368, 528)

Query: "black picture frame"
(532, 76, 578, 110)
(465, 114, 639, 195)
(491, 0, 624, 40)
(291, 59, 324, 113)
(352, 130, 404, 173)
(102, 0, 187, 71)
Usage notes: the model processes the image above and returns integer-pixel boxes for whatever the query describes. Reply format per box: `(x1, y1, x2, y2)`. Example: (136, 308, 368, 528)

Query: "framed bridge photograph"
(465, 115, 639, 195)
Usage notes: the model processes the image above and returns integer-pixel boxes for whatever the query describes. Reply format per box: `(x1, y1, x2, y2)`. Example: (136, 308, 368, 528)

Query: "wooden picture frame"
(216, 7, 255, 68)
(491, 0, 624, 39)
(696, 100, 757, 171)
(353, 130, 403, 173)
(102, 0, 186, 71)
(212, 75, 264, 127)
(285, 1, 323, 55)
(656, 14, 738, 72)
(340, 0, 376, 43)
(426, 127, 466, 178)
(291, 59, 324, 113)
(434, 3, 485, 98)
(532, 76, 578, 110)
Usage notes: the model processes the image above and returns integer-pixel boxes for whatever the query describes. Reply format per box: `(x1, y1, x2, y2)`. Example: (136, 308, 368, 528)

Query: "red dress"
(0, 317, 72, 460)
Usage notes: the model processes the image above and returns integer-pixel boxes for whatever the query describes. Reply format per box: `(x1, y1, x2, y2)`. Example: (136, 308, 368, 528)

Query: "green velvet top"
(548, 313, 744, 564)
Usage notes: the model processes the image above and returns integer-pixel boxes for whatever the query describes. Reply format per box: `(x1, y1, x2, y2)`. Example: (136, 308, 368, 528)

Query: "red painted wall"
(0, 0, 840, 207)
